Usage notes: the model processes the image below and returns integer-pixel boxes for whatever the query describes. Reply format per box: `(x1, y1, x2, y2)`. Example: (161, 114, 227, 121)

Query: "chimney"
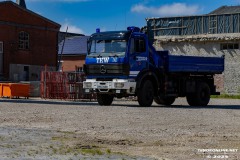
(16, 0, 27, 9)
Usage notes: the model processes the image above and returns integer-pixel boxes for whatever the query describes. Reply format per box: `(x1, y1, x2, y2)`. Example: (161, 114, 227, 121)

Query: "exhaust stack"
(16, 0, 26, 9)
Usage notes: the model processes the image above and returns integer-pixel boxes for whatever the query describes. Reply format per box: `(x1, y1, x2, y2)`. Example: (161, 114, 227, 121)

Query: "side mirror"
(83, 64, 87, 74)
(87, 39, 90, 53)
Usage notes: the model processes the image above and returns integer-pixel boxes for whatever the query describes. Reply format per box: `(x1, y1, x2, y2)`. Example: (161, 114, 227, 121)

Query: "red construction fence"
(40, 71, 96, 100)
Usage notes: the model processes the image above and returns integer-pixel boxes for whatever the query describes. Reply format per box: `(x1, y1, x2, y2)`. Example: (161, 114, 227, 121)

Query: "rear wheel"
(186, 94, 196, 106)
(97, 94, 113, 106)
(154, 96, 175, 105)
(186, 82, 210, 106)
(137, 80, 154, 107)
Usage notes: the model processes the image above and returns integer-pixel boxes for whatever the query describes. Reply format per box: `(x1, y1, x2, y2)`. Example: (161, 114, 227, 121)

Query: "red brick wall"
(0, 2, 60, 78)
(61, 55, 86, 72)
(0, 3, 58, 29)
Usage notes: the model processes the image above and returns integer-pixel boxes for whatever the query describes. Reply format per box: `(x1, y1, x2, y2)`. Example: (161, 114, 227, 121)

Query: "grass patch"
(57, 131, 75, 135)
(47, 144, 107, 156)
(50, 134, 126, 157)
(81, 148, 103, 155)
(211, 94, 240, 99)
(106, 149, 111, 154)
(1, 144, 14, 148)
(51, 136, 73, 143)
(0, 136, 4, 141)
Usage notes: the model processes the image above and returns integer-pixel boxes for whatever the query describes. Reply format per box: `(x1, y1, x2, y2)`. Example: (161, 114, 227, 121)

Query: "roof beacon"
(96, 28, 100, 33)
(127, 26, 140, 33)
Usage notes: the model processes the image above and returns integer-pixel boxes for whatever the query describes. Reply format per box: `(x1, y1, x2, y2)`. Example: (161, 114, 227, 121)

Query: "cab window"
(130, 37, 146, 53)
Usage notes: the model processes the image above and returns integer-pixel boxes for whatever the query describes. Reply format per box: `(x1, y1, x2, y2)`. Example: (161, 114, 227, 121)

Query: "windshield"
(88, 39, 127, 57)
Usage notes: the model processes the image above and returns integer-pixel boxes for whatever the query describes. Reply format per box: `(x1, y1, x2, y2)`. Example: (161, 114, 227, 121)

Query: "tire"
(154, 96, 175, 105)
(186, 94, 197, 106)
(97, 94, 113, 106)
(137, 80, 154, 107)
(186, 82, 210, 106)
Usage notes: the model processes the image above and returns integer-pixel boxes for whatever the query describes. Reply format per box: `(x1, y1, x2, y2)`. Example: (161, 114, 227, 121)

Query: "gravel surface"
(0, 98, 240, 160)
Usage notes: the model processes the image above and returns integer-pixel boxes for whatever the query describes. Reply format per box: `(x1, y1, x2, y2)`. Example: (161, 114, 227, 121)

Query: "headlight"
(84, 82, 92, 88)
(115, 83, 124, 88)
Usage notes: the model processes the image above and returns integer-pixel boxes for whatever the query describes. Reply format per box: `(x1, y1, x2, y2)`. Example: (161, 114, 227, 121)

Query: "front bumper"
(83, 79, 136, 94)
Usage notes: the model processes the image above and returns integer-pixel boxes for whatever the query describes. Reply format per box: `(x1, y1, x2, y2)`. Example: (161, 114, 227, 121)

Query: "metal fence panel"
(147, 13, 240, 38)
(41, 71, 96, 100)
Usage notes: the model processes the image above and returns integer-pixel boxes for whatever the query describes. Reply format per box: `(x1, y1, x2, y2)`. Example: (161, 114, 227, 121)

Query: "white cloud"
(131, 3, 200, 17)
(61, 22, 84, 34)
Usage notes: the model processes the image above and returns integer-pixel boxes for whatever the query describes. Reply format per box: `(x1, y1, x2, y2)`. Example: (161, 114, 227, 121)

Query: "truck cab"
(84, 27, 151, 104)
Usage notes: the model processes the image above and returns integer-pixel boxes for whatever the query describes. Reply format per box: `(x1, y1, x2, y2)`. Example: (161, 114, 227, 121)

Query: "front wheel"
(97, 94, 113, 106)
(137, 80, 154, 107)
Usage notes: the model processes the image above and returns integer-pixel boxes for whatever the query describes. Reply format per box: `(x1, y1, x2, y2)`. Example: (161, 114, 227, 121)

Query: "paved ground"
(0, 98, 240, 160)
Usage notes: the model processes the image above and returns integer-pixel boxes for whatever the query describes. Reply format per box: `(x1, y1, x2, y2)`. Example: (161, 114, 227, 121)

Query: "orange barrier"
(1, 83, 30, 99)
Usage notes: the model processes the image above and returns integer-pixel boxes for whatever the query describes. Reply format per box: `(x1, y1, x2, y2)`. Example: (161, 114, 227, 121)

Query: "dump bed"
(158, 51, 224, 74)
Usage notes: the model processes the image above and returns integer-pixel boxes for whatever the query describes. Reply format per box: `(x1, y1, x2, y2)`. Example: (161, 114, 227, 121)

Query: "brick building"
(147, 6, 240, 94)
(0, 0, 60, 81)
(58, 36, 89, 72)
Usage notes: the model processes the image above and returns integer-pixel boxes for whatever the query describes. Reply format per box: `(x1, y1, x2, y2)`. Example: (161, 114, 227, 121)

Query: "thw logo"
(96, 57, 109, 63)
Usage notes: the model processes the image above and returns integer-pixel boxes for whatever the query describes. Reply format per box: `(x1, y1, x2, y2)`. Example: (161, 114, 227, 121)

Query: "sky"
(5, 0, 240, 35)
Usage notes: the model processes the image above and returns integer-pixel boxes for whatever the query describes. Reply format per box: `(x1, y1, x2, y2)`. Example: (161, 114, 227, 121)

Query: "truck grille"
(85, 64, 129, 76)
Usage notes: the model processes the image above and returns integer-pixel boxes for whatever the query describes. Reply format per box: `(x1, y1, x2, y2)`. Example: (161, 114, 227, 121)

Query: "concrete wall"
(154, 41, 240, 94)
(10, 64, 55, 97)
(9, 64, 55, 82)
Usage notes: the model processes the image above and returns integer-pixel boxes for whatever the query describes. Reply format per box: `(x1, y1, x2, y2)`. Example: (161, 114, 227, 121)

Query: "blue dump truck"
(83, 27, 224, 107)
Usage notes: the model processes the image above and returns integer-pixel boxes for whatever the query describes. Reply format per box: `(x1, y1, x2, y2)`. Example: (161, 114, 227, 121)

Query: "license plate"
(98, 85, 108, 89)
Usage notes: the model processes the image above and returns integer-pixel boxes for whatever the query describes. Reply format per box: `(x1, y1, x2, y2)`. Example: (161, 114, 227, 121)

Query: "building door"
(0, 42, 3, 74)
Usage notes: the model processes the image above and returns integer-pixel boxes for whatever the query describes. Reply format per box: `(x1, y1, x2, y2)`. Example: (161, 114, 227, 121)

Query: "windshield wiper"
(109, 54, 119, 58)
(90, 54, 102, 58)
(92, 54, 102, 58)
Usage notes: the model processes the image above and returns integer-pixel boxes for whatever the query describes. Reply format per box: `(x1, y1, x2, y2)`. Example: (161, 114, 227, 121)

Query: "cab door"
(129, 34, 148, 77)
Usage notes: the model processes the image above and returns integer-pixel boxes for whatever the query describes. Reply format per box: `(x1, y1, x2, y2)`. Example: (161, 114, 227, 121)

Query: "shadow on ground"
(0, 98, 240, 110)
(0, 98, 96, 106)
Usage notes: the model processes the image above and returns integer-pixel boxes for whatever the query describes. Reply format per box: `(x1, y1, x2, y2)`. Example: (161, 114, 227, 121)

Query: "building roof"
(209, 5, 240, 15)
(58, 36, 90, 55)
(58, 32, 85, 44)
(0, 1, 60, 27)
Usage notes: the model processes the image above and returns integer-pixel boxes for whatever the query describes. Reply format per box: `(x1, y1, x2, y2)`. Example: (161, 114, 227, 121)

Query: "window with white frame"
(19, 31, 29, 50)
(0, 42, 3, 53)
